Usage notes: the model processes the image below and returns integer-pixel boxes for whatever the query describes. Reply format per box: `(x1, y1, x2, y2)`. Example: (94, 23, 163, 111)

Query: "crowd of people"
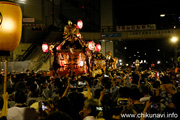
(0, 66, 179, 120)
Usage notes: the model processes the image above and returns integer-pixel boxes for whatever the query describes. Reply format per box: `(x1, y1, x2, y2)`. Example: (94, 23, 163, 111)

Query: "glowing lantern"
(88, 41, 95, 50)
(96, 44, 101, 52)
(77, 33, 81, 38)
(78, 60, 83, 67)
(42, 43, 49, 52)
(77, 20, 83, 29)
(56, 45, 61, 50)
(0, 1, 22, 52)
(0, 1, 22, 94)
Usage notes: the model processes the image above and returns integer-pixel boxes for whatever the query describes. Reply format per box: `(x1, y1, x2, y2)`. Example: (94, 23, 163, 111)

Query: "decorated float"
(42, 20, 103, 76)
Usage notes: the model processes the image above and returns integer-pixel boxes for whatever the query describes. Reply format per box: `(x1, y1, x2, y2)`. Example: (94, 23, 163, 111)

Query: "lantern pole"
(4, 56, 8, 94)
(0, 57, 1, 73)
(49, 51, 51, 70)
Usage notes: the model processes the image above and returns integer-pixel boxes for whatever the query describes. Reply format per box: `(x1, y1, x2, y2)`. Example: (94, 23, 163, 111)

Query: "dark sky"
(113, 0, 180, 26)
(112, 0, 180, 66)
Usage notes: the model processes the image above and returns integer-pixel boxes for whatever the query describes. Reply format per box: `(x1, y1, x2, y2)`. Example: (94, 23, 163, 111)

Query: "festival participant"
(79, 98, 101, 120)
(7, 91, 39, 120)
(68, 92, 86, 120)
(139, 85, 151, 104)
(26, 83, 46, 106)
(159, 76, 176, 107)
(56, 96, 74, 118)
(129, 87, 145, 114)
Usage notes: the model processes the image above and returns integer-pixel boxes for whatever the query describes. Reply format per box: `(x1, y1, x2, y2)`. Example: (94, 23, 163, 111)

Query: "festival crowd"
(0, 67, 179, 120)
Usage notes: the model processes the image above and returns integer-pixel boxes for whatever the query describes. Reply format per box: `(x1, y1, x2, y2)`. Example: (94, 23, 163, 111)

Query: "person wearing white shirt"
(79, 99, 101, 120)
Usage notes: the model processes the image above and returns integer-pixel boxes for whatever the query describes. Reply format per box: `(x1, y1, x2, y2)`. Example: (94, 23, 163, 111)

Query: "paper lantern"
(56, 45, 61, 50)
(77, 20, 83, 29)
(88, 41, 95, 50)
(0, 1, 22, 52)
(96, 44, 101, 52)
(77, 33, 81, 38)
(42, 43, 49, 52)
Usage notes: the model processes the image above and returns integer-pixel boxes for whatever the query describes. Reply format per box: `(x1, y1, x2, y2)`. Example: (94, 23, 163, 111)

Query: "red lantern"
(56, 45, 61, 50)
(77, 20, 83, 29)
(88, 41, 95, 50)
(96, 44, 101, 52)
(77, 33, 81, 38)
(42, 43, 49, 52)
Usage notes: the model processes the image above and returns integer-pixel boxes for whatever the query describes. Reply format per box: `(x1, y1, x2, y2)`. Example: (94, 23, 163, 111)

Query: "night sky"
(113, 0, 180, 26)
(112, 0, 180, 66)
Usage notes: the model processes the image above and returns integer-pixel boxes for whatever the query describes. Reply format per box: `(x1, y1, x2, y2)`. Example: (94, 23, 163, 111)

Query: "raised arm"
(85, 81, 92, 99)
(61, 77, 70, 98)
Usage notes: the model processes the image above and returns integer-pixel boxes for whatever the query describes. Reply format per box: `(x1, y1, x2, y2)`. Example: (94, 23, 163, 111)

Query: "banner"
(116, 24, 156, 31)
(128, 30, 175, 39)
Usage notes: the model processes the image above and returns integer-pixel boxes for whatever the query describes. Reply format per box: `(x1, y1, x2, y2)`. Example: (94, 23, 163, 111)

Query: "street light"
(171, 36, 179, 67)
(171, 37, 178, 43)
(160, 14, 166, 17)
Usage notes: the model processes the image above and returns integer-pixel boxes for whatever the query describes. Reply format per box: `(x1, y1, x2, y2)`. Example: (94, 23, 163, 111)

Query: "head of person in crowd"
(94, 89, 103, 99)
(101, 93, 112, 107)
(104, 80, 112, 89)
(139, 76, 147, 85)
(130, 87, 143, 102)
(80, 98, 101, 119)
(30, 83, 40, 97)
(172, 92, 180, 112)
(43, 111, 72, 120)
(15, 90, 27, 107)
(139, 85, 150, 96)
(131, 73, 140, 85)
(68, 92, 86, 113)
(26, 77, 35, 89)
(54, 77, 63, 88)
(40, 77, 49, 89)
(153, 80, 161, 89)
(15, 81, 26, 92)
(160, 75, 171, 84)
(101, 77, 111, 89)
(119, 87, 131, 98)
(92, 79, 99, 87)
(56, 96, 73, 117)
